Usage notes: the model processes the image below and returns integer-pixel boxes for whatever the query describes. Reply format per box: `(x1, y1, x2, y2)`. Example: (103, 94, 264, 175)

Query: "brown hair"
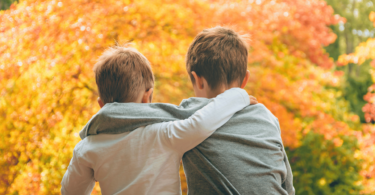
(186, 26, 249, 90)
(93, 46, 154, 104)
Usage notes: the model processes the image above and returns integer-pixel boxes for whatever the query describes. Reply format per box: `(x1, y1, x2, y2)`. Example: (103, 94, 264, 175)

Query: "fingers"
(249, 95, 258, 105)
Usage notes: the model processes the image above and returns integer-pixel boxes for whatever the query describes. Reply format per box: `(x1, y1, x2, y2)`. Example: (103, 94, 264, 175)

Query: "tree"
(0, 0, 372, 194)
(287, 132, 362, 195)
(338, 11, 375, 193)
(0, 0, 17, 10)
(339, 12, 375, 123)
(326, 0, 375, 59)
(325, 0, 375, 123)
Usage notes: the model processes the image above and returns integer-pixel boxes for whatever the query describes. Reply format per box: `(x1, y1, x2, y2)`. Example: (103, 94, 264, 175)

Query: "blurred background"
(0, 0, 375, 194)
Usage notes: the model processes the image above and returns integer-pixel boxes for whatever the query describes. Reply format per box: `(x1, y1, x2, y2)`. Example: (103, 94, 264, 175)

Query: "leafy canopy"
(0, 0, 373, 194)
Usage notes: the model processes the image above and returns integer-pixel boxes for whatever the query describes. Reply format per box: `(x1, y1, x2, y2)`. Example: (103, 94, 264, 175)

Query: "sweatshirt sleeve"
(282, 149, 295, 195)
(275, 119, 295, 195)
(159, 88, 250, 153)
(61, 141, 95, 195)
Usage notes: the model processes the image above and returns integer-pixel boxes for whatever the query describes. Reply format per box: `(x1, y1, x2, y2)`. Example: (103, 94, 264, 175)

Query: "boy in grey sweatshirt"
(80, 27, 295, 195)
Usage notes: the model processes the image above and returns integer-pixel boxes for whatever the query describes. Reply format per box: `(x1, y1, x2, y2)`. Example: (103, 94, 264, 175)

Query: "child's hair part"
(186, 26, 249, 89)
(93, 46, 154, 104)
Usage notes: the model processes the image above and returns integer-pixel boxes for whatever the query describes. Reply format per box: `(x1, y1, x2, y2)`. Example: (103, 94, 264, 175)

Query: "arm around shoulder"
(161, 88, 250, 153)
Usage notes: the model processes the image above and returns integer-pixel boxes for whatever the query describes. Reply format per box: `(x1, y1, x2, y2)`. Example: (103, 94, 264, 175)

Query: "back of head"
(186, 26, 249, 90)
(94, 46, 154, 104)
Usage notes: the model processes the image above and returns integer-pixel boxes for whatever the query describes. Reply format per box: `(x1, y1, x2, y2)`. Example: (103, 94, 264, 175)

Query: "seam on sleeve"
(158, 122, 179, 152)
(74, 141, 84, 160)
(74, 140, 92, 168)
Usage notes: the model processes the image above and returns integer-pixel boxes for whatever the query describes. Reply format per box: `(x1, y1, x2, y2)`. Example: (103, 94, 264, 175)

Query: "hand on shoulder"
(249, 95, 258, 105)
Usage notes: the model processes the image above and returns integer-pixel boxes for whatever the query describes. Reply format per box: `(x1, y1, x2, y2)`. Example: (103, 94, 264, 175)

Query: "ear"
(240, 70, 250, 89)
(191, 71, 204, 90)
(141, 88, 154, 103)
(97, 97, 105, 108)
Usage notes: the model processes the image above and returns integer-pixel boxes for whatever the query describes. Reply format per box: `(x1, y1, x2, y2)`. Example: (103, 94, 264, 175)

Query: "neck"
(205, 83, 241, 98)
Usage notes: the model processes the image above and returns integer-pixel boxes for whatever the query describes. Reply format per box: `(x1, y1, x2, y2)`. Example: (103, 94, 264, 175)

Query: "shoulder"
(235, 103, 279, 127)
(243, 103, 277, 118)
(73, 136, 105, 157)
(73, 139, 89, 156)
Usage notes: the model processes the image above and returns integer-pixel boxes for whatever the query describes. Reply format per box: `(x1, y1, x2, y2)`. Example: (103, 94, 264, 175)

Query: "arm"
(160, 88, 251, 153)
(61, 142, 95, 195)
(79, 90, 256, 140)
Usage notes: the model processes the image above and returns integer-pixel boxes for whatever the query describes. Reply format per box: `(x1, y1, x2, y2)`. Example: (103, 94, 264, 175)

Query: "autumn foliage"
(337, 11, 375, 194)
(0, 0, 373, 194)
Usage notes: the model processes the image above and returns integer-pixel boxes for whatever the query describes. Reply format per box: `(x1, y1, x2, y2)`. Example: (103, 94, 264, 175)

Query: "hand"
(249, 95, 258, 105)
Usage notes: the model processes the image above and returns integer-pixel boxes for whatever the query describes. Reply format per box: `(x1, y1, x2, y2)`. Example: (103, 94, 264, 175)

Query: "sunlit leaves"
(337, 11, 375, 193)
(0, 0, 372, 194)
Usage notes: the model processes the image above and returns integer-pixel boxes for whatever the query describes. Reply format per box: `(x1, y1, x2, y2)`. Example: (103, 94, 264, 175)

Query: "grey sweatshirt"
(79, 98, 295, 195)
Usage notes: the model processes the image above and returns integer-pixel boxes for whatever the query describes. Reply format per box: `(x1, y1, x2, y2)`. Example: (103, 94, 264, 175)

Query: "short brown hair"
(186, 26, 249, 89)
(93, 46, 154, 104)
